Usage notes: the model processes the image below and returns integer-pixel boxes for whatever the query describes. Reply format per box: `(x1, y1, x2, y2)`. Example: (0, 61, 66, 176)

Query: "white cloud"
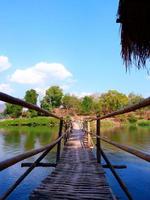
(0, 56, 11, 72)
(71, 92, 92, 98)
(0, 83, 13, 94)
(10, 62, 72, 84)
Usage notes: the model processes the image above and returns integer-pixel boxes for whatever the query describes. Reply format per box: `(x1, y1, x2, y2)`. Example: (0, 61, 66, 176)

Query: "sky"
(0, 0, 149, 104)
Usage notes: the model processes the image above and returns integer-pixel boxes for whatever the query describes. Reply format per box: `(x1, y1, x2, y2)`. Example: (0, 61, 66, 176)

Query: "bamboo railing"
(0, 92, 72, 200)
(83, 96, 150, 200)
(0, 92, 149, 200)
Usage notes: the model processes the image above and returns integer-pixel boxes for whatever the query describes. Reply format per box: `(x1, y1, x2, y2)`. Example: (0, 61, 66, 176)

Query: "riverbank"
(0, 117, 59, 127)
(105, 118, 150, 127)
(0, 116, 149, 128)
(137, 119, 150, 126)
(90, 118, 150, 131)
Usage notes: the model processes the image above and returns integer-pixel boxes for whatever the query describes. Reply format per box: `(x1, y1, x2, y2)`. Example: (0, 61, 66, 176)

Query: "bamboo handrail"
(91, 133, 150, 162)
(0, 92, 61, 119)
(88, 97, 150, 121)
(0, 131, 67, 171)
(100, 148, 133, 200)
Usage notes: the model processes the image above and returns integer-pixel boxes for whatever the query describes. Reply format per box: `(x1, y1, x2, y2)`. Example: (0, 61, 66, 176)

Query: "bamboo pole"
(1, 146, 57, 200)
(0, 131, 67, 171)
(96, 116, 101, 163)
(100, 148, 133, 200)
(93, 135, 150, 162)
(0, 92, 61, 119)
(88, 97, 150, 121)
(56, 119, 63, 163)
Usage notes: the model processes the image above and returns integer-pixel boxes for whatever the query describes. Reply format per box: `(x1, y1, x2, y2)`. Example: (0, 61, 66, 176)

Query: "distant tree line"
(4, 85, 146, 118)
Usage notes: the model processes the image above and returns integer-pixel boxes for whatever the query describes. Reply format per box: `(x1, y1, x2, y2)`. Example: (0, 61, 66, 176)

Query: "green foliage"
(128, 93, 143, 105)
(92, 100, 101, 114)
(81, 96, 94, 114)
(0, 117, 58, 127)
(62, 94, 81, 113)
(99, 90, 128, 115)
(24, 89, 38, 117)
(137, 120, 150, 126)
(4, 103, 22, 118)
(24, 89, 38, 104)
(45, 86, 63, 108)
(41, 86, 63, 111)
(3, 86, 146, 120)
(128, 114, 137, 124)
(40, 98, 52, 111)
(101, 120, 115, 127)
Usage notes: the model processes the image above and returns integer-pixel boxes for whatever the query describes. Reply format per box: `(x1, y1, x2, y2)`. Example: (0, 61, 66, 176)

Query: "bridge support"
(56, 119, 63, 163)
(96, 115, 101, 163)
(21, 163, 57, 167)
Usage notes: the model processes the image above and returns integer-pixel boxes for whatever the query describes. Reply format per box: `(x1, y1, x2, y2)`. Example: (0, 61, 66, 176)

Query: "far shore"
(0, 117, 59, 127)
(0, 116, 149, 128)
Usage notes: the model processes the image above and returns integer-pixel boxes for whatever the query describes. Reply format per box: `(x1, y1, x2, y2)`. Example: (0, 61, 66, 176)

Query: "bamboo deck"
(30, 122, 116, 200)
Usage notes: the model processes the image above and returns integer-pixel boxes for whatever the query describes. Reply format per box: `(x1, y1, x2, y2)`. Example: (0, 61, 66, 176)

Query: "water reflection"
(100, 125, 150, 200)
(0, 126, 58, 155)
(0, 125, 150, 200)
(0, 126, 59, 200)
(102, 125, 150, 153)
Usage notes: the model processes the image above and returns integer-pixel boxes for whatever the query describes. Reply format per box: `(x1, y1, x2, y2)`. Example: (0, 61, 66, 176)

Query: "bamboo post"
(56, 119, 63, 163)
(96, 115, 101, 163)
(87, 121, 91, 147)
(100, 148, 133, 200)
(64, 121, 68, 145)
(84, 121, 87, 133)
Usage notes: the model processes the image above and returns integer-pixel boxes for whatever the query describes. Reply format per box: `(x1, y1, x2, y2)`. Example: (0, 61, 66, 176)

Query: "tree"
(99, 90, 128, 115)
(40, 97, 52, 112)
(24, 89, 38, 105)
(24, 89, 38, 117)
(4, 103, 22, 118)
(41, 86, 63, 110)
(128, 93, 146, 118)
(81, 96, 94, 114)
(128, 93, 143, 105)
(62, 94, 81, 113)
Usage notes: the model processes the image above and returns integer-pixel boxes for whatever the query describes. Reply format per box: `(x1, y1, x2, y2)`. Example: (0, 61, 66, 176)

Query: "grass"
(137, 120, 150, 127)
(101, 120, 115, 128)
(0, 117, 59, 127)
(90, 119, 115, 132)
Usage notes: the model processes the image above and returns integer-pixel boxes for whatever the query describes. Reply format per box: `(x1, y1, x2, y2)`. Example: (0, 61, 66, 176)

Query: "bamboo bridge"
(30, 122, 115, 200)
(0, 92, 150, 200)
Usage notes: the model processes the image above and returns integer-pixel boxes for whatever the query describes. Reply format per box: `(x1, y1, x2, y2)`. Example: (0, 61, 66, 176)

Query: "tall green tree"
(81, 96, 94, 114)
(128, 93, 143, 105)
(40, 86, 63, 111)
(62, 94, 81, 113)
(99, 90, 128, 114)
(45, 86, 63, 108)
(4, 103, 22, 118)
(24, 89, 38, 105)
(24, 89, 38, 117)
(40, 97, 52, 111)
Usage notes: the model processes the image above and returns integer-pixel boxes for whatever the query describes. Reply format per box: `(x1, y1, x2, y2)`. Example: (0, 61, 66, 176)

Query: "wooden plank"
(30, 122, 116, 200)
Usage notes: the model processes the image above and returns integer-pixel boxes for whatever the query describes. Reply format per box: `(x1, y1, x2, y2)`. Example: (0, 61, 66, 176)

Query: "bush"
(137, 120, 150, 126)
(128, 114, 137, 124)
(0, 117, 59, 127)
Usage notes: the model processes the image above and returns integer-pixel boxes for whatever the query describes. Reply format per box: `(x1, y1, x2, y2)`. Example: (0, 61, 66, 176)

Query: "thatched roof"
(117, 0, 150, 69)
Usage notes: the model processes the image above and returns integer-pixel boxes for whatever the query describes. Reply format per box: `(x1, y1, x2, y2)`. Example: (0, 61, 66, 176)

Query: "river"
(0, 125, 150, 200)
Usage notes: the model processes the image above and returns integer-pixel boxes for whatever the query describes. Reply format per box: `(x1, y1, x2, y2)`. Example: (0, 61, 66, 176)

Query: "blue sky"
(0, 0, 149, 101)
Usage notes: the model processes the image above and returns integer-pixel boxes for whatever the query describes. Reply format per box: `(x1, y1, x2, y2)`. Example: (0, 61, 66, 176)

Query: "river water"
(0, 125, 150, 200)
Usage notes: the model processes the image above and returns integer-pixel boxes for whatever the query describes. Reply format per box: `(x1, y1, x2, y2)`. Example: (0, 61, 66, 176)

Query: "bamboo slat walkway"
(30, 122, 116, 200)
